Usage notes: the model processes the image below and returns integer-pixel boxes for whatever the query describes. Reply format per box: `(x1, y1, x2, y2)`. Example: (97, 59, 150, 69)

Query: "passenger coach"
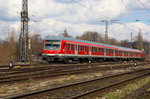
(42, 36, 145, 63)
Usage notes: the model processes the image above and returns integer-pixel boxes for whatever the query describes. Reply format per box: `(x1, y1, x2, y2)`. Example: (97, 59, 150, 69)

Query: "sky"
(0, 0, 150, 41)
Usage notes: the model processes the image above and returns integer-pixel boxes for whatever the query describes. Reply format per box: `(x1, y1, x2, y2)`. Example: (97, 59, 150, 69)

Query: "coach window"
(78, 45, 80, 51)
(92, 47, 94, 52)
(68, 44, 70, 50)
(100, 48, 102, 53)
(83, 46, 85, 51)
(71, 44, 73, 51)
(63, 42, 65, 48)
(96, 47, 97, 52)
(80, 45, 81, 51)
(85, 46, 87, 51)
(102, 48, 104, 53)
(115, 50, 117, 54)
(93, 47, 94, 52)
(99, 48, 100, 53)
(79, 45, 81, 51)
(124, 51, 126, 55)
(76, 45, 77, 50)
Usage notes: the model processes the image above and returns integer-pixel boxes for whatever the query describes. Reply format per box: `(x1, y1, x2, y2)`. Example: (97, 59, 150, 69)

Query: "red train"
(42, 36, 145, 63)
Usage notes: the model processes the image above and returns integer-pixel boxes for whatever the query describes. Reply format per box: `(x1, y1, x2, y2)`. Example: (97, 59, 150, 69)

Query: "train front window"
(44, 40, 61, 50)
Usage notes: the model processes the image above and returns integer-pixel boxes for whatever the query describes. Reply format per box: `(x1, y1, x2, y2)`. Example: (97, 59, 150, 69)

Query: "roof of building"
(45, 36, 141, 52)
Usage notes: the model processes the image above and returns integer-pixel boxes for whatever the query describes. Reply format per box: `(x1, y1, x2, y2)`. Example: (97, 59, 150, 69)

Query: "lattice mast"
(20, 0, 29, 62)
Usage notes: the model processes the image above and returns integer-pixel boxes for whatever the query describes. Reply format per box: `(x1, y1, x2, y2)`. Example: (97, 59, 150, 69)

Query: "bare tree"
(76, 31, 105, 43)
(59, 29, 72, 38)
(109, 38, 120, 46)
(30, 33, 43, 57)
(136, 29, 143, 50)
(0, 29, 17, 64)
(120, 39, 130, 48)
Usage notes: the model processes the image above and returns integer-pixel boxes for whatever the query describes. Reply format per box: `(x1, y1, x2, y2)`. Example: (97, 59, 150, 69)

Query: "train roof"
(45, 36, 141, 52)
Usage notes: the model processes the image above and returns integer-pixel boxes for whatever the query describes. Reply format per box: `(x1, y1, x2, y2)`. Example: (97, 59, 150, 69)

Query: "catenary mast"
(20, 0, 29, 62)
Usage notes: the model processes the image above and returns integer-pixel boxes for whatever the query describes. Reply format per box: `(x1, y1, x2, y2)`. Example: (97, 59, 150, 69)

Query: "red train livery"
(42, 36, 145, 63)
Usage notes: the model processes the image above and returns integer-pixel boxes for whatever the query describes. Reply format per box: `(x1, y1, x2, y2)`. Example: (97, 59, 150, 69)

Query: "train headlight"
(43, 53, 47, 56)
(55, 53, 58, 57)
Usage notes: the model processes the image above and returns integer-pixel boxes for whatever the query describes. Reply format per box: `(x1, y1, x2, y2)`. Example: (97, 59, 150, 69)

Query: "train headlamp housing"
(43, 53, 47, 56)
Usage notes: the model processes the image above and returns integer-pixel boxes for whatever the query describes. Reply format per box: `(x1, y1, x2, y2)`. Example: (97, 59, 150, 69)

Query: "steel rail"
(0, 63, 148, 83)
(0, 61, 149, 84)
(3, 68, 150, 99)
(68, 73, 150, 99)
(0, 61, 147, 76)
(0, 61, 142, 72)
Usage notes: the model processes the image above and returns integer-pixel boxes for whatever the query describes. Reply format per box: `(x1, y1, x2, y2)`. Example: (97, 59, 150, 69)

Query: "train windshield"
(44, 40, 61, 50)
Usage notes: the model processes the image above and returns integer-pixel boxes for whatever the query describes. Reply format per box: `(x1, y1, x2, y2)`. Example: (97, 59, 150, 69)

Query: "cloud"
(0, 0, 150, 41)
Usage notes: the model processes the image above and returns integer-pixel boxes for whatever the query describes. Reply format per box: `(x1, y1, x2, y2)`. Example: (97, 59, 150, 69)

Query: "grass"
(146, 88, 150, 92)
(102, 76, 150, 99)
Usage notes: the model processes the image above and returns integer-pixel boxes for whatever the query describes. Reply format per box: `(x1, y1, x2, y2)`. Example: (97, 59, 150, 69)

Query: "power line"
(137, 0, 150, 15)
(72, 0, 111, 20)
(121, 0, 127, 8)
(113, 21, 138, 33)
(72, 0, 140, 34)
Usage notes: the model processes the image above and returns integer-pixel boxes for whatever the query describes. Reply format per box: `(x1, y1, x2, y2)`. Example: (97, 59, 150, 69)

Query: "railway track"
(3, 68, 150, 99)
(0, 61, 148, 75)
(125, 83, 150, 99)
(0, 62, 149, 84)
(0, 61, 145, 72)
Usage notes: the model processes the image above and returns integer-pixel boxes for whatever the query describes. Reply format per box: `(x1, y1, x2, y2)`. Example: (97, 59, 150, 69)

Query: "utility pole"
(20, 0, 29, 62)
(101, 20, 108, 44)
(100, 19, 119, 44)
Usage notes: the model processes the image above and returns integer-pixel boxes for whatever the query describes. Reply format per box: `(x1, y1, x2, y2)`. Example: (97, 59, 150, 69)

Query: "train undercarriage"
(42, 55, 144, 63)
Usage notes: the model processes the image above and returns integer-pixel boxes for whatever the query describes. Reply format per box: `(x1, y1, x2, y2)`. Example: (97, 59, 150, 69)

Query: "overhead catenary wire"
(114, 22, 139, 33)
(137, 0, 150, 16)
(72, 0, 140, 34)
(121, 0, 127, 8)
(72, 0, 111, 20)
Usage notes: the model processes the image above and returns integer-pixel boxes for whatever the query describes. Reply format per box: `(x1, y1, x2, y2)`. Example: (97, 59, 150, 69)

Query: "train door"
(104, 48, 106, 56)
(89, 46, 91, 55)
(75, 44, 78, 56)
(64, 42, 68, 54)
(62, 42, 66, 54)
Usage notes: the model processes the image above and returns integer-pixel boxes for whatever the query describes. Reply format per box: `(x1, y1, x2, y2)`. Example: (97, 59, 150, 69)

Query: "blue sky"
(0, 0, 150, 40)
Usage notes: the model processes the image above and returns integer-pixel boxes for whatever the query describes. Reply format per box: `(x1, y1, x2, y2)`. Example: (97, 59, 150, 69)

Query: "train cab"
(42, 38, 62, 62)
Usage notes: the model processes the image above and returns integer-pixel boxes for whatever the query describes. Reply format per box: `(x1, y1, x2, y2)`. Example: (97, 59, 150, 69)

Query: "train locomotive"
(42, 36, 145, 63)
